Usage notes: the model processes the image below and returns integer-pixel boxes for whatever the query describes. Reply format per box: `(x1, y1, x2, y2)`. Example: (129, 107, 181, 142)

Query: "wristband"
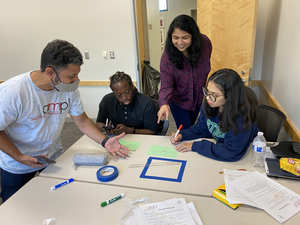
(101, 137, 110, 148)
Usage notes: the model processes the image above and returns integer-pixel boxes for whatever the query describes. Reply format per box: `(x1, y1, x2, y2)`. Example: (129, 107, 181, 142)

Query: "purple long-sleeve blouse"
(158, 34, 212, 111)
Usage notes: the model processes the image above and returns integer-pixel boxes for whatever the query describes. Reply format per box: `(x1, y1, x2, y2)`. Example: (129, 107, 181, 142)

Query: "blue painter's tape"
(97, 165, 119, 182)
(139, 157, 187, 182)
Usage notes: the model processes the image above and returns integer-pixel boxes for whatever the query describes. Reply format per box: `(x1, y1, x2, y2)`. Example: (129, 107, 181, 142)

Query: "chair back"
(152, 99, 169, 135)
(256, 105, 287, 142)
(245, 86, 258, 105)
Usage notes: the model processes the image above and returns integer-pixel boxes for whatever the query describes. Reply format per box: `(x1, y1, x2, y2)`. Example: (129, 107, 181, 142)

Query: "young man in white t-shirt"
(0, 39, 129, 203)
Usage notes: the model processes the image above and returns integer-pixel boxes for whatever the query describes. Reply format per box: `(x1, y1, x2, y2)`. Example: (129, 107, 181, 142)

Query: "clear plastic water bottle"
(251, 132, 266, 168)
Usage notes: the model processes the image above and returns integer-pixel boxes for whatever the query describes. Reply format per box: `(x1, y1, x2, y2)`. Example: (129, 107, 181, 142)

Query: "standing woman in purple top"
(157, 14, 212, 129)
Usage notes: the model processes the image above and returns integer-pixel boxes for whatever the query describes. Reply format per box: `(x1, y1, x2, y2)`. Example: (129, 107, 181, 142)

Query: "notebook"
(265, 158, 300, 180)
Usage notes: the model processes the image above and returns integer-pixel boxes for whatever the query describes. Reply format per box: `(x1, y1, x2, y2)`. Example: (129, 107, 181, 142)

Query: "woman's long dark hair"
(203, 69, 257, 135)
(165, 14, 203, 69)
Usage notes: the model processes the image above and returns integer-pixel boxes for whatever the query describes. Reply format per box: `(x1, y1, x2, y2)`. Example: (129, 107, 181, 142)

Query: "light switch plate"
(84, 51, 89, 60)
(103, 51, 108, 60)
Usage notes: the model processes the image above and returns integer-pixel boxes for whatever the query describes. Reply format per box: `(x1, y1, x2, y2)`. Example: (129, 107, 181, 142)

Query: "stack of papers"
(119, 198, 203, 225)
(224, 169, 300, 223)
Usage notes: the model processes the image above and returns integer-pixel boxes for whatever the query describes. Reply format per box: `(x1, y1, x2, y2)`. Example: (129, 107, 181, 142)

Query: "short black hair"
(40, 39, 83, 73)
(109, 71, 133, 89)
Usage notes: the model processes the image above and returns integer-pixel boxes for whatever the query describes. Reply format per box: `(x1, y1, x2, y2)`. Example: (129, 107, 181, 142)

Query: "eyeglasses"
(202, 87, 224, 102)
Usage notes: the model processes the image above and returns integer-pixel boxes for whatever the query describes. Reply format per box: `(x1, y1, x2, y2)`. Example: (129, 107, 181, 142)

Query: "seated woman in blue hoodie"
(171, 68, 257, 162)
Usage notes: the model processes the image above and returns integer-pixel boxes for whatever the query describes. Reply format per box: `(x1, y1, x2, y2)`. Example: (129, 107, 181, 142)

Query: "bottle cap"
(258, 131, 264, 136)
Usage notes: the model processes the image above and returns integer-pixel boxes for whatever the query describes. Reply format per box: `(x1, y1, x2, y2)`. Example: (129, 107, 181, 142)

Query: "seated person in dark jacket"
(96, 71, 158, 135)
(171, 69, 258, 162)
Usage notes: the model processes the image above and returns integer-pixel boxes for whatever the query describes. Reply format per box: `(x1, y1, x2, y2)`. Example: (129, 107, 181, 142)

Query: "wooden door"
(197, 0, 259, 86)
(135, 0, 147, 81)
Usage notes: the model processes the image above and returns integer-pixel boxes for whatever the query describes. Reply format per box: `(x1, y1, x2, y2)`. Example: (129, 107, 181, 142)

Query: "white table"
(0, 176, 299, 225)
(40, 134, 300, 197)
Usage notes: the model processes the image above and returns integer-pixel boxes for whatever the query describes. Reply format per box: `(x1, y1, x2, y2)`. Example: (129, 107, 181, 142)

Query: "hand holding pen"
(171, 124, 182, 144)
(103, 119, 114, 135)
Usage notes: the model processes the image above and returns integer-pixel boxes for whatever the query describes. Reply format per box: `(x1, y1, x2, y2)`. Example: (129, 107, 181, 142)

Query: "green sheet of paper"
(119, 140, 142, 151)
(146, 145, 178, 158)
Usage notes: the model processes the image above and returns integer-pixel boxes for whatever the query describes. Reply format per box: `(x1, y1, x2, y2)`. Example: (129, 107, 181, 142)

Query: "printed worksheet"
(187, 202, 203, 225)
(138, 198, 197, 225)
(122, 199, 203, 225)
(223, 169, 261, 208)
(230, 171, 300, 223)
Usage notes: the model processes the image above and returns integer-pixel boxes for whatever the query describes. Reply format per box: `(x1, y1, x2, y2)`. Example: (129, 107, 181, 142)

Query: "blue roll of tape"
(97, 165, 119, 182)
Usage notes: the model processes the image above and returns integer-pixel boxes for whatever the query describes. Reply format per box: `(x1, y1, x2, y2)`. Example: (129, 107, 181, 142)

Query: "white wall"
(257, 0, 300, 137)
(146, 0, 161, 71)
(0, 0, 138, 118)
(252, 0, 268, 82)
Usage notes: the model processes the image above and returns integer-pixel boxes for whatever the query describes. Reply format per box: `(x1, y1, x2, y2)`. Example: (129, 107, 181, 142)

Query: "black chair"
(256, 105, 287, 142)
(152, 99, 169, 135)
(245, 86, 258, 105)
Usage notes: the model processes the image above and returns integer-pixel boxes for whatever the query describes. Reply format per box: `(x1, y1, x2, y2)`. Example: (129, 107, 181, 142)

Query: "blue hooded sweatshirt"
(180, 106, 258, 162)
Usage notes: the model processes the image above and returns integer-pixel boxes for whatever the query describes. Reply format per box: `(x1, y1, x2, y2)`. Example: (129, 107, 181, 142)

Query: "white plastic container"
(251, 132, 267, 168)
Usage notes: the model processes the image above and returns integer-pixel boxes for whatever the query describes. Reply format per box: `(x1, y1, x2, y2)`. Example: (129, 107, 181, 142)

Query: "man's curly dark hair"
(40, 39, 83, 73)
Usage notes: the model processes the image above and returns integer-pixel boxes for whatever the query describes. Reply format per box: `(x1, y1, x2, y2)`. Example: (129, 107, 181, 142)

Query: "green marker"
(101, 193, 125, 207)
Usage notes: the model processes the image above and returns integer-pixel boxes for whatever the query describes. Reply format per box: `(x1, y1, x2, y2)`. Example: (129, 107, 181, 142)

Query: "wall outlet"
(110, 51, 115, 59)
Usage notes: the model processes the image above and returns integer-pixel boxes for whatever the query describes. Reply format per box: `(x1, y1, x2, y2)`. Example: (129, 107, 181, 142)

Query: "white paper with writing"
(230, 171, 300, 223)
(223, 169, 261, 208)
(187, 202, 203, 225)
(138, 198, 196, 225)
